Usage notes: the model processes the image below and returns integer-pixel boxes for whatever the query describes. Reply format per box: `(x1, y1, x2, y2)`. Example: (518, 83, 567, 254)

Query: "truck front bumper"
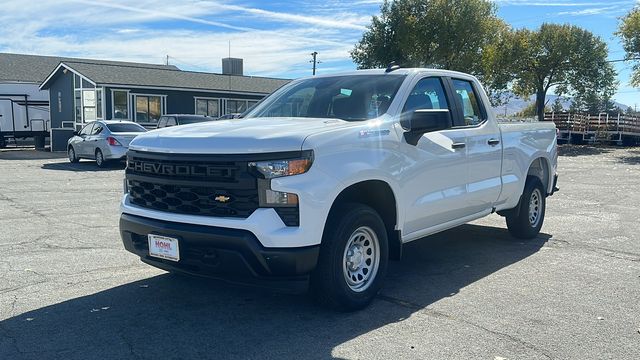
(120, 213, 320, 285)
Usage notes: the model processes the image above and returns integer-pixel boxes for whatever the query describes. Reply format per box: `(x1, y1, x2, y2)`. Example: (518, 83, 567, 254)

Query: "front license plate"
(148, 234, 180, 262)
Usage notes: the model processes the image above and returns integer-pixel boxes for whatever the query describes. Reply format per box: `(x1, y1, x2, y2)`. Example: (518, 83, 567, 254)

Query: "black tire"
(506, 176, 546, 239)
(95, 148, 107, 168)
(311, 203, 388, 311)
(0, 136, 6, 149)
(68, 146, 79, 163)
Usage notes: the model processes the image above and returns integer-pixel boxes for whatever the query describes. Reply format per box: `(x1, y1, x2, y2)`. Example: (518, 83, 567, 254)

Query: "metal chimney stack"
(222, 58, 243, 76)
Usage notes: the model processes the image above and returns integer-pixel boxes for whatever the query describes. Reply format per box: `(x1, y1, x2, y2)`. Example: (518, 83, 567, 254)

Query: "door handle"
(487, 138, 500, 146)
(451, 142, 466, 149)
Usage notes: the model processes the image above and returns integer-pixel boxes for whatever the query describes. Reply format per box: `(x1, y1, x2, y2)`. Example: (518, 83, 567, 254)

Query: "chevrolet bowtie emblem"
(214, 195, 231, 203)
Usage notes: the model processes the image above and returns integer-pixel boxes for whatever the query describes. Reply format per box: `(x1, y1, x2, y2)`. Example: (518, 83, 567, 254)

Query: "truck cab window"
(403, 77, 449, 113)
(452, 79, 484, 126)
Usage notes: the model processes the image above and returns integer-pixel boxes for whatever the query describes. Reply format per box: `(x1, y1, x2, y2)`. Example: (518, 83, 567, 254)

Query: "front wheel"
(68, 146, 79, 163)
(311, 203, 388, 311)
(506, 176, 546, 239)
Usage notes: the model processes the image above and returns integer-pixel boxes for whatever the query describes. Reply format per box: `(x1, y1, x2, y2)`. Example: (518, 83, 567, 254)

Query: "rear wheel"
(68, 146, 79, 163)
(311, 203, 388, 311)
(506, 176, 546, 239)
(95, 148, 107, 168)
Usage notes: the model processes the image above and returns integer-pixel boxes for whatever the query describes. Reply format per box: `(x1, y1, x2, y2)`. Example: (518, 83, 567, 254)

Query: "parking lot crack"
(377, 294, 555, 359)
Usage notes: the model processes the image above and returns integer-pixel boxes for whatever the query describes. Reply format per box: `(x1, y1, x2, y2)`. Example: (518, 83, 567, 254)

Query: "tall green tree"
(351, 0, 506, 74)
(618, 7, 640, 86)
(483, 23, 617, 121)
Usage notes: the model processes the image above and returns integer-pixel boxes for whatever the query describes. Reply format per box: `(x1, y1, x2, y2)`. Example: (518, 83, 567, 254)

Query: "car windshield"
(180, 117, 212, 125)
(106, 123, 147, 133)
(246, 75, 407, 121)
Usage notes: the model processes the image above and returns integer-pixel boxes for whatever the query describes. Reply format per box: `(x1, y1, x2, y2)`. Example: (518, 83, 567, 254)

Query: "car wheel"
(68, 146, 79, 163)
(506, 176, 546, 239)
(0, 136, 6, 149)
(311, 203, 388, 311)
(95, 148, 107, 168)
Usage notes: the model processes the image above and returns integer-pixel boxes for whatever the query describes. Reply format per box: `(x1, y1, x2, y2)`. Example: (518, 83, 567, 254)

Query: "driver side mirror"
(73, 131, 79, 136)
(402, 109, 452, 145)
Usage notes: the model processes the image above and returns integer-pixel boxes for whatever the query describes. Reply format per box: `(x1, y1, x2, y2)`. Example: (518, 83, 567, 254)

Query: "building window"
(74, 90, 82, 122)
(134, 95, 164, 123)
(113, 90, 129, 119)
(195, 98, 219, 117)
(226, 99, 249, 114)
(96, 88, 103, 119)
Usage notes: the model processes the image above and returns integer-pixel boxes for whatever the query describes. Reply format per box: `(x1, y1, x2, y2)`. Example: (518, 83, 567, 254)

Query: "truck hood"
(129, 117, 350, 154)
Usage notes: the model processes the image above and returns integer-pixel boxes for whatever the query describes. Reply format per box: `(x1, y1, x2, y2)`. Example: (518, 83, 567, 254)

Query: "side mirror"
(403, 109, 452, 145)
(73, 131, 79, 136)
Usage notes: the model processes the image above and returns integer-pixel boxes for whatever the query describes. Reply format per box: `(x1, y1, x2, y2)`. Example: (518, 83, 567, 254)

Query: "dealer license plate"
(148, 234, 180, 262)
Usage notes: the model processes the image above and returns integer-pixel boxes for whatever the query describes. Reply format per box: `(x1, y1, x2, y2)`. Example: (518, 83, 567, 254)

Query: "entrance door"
(0, 99, 14, 133)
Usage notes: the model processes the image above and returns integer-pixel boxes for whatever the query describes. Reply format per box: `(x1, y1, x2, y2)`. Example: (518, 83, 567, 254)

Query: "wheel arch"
(526, 156, 552, 195)
(326, 179, 402, 260)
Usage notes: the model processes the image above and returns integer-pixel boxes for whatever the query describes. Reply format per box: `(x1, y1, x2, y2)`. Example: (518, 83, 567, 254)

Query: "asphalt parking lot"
(0, 145, 639, 360)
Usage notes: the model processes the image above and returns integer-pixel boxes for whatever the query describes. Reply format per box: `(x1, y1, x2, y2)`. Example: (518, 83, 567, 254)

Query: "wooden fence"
(545, 112, 640, 145)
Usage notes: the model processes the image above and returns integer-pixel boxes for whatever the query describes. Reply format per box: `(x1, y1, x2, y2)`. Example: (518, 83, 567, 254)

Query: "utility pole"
(310, 51, 321, 75)
(165, 55, 169, 65)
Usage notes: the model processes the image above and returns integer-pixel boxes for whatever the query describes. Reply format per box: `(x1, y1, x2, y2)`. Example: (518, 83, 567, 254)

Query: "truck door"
(449, 78, 502, 214)
(400, 76, 470, 235)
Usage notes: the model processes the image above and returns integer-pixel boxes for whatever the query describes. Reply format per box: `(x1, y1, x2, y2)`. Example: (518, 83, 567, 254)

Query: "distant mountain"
(492, 94, 632, 116)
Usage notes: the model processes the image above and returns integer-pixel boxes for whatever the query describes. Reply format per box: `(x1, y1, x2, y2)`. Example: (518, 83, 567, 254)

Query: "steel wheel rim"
(96, 151, 103, 166)
(342, 226, 380, 292)
(529, 188, 542, 227)
(68, 148, 75, 161)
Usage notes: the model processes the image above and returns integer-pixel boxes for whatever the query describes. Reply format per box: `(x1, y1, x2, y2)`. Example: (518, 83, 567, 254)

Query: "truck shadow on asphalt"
(0, 224, 550, 359)
(41, 161, 126, 172)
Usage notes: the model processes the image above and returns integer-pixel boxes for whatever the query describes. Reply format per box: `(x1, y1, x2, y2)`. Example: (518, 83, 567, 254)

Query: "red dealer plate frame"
(148, 234, 180, 262)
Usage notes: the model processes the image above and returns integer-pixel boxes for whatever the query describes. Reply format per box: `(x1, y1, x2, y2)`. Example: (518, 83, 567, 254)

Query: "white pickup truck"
(119, 68, 558, 310)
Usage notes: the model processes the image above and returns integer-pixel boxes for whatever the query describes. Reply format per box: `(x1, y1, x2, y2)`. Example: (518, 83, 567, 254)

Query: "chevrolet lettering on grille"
(129, 160, 229, 177)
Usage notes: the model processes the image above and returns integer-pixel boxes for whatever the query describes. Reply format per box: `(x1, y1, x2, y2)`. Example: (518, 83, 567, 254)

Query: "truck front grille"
(127, 179, 259, 217)
(126, 151, 259, 218)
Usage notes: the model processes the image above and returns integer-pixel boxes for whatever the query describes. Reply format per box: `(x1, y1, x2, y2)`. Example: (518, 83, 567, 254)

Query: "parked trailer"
(0, 83, 50, 148)
(546, 112, 640, 146)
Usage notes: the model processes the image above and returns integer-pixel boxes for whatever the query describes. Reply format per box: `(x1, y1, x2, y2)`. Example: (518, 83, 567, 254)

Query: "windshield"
(246, 75, 406, 121)
(106, 123, 147, 133)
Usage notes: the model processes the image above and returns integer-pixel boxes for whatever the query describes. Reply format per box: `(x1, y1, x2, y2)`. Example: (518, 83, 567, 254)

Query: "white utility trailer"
(0, 83, 50, 148)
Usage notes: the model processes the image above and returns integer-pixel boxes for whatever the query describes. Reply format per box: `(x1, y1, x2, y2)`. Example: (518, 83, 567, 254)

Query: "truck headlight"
(249, 155, 313, 179)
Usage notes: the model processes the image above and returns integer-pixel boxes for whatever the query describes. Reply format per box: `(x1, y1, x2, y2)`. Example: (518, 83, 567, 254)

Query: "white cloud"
(556, 5, 623, 15)
(0, 0, 374, 78)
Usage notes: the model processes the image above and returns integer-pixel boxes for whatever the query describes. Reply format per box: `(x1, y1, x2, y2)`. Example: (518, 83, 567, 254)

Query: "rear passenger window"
(452, 79, 484, 126)
(166, 117, 177, 126)
(91, 124, 103, 135)
(403, 77, 449, 113)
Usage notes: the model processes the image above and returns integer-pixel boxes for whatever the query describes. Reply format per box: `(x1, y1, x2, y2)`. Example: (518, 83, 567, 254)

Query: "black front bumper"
(119, 214, 319, 285)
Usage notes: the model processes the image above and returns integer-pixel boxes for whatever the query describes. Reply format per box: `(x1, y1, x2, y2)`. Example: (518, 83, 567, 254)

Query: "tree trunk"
(535, 89, 546, 122)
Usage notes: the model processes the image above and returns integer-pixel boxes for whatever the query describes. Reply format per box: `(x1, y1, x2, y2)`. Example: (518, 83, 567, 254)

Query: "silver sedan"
(67, 120, 147, 167)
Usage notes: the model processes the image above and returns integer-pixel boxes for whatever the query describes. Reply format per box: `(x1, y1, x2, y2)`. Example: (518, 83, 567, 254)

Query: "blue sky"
(1, 0, 638, 107)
